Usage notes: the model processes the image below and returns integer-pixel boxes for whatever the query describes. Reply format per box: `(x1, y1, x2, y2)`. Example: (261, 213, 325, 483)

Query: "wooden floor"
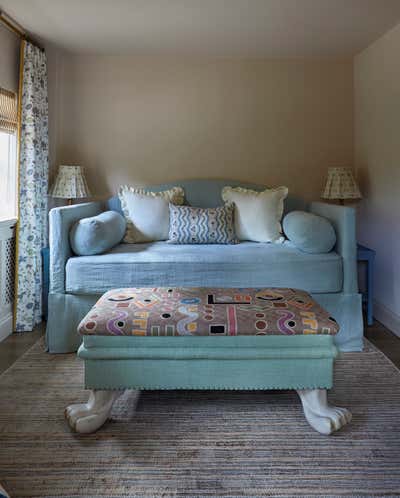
(0, 323, 45, 376)
(0, 318, 399, 376)
(364, 320, 400, 368)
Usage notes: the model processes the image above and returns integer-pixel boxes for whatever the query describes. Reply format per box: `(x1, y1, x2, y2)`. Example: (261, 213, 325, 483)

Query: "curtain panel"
(15, 41, 49, 332)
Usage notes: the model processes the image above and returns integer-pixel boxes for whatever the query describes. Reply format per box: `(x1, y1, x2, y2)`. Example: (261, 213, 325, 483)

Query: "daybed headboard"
(106, 179, 306, 214)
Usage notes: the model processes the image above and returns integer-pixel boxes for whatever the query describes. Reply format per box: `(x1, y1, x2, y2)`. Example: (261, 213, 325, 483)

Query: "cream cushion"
(119, 186, 184, 243)
(222, 186, 288, 243)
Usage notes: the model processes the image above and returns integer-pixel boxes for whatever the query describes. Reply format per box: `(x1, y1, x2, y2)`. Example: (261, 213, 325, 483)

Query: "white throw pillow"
(119, 186, 185, 243)
(221, 186, 288, 243)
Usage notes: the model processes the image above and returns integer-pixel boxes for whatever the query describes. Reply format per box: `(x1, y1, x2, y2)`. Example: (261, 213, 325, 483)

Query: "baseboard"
(373, 300, 400, 338)
(0, 312, 12, 342)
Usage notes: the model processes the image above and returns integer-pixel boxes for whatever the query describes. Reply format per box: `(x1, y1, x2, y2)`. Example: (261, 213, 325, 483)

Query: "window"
(0, 87, 18, 221)
(0, 131, 17, 220)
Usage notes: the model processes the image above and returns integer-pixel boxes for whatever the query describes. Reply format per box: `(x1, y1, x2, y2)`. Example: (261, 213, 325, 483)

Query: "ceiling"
(2, 0, 400, 56)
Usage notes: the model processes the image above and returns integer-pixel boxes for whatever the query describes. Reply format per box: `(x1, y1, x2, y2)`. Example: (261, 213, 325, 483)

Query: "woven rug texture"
(0, 338, 400, 497)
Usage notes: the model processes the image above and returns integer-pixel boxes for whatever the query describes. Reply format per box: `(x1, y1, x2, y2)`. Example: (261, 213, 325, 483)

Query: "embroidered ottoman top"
(79, 287, 339, 337)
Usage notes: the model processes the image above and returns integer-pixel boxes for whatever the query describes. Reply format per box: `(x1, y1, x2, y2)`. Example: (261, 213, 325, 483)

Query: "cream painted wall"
(0, 24, 19, 93)
(54, 56, 354, 201)
(355, 22, 400, 334)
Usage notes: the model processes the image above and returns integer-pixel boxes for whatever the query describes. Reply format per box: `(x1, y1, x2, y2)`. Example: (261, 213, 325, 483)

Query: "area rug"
(0, 339, 399, 498)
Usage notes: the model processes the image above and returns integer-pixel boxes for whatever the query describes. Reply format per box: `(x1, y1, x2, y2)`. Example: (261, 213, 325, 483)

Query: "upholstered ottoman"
(65, 287, 351, 435)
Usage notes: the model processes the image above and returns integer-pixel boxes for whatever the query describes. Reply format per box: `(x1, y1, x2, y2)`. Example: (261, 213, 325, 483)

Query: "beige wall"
(0, 24, 20, 93)
(54, 56, 354, 201)
(355, 22, 400, 333)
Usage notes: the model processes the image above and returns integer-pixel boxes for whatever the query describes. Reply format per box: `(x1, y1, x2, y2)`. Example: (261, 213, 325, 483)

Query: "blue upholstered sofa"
(46, 179, 363, 353)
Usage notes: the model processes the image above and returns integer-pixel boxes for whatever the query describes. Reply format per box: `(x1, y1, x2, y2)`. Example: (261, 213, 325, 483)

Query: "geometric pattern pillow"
(168, 203, 238, 244)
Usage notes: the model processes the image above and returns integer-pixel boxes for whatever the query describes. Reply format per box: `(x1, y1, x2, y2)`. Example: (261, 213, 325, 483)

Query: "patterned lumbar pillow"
(119, 186, 185, 243)
(221, 186, 288, 243)
(168, 203, 238, 244)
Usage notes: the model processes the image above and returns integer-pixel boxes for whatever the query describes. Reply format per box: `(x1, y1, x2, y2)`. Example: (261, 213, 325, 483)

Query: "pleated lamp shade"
(322, 167, 362, 200)
(50, 165, 91, 199)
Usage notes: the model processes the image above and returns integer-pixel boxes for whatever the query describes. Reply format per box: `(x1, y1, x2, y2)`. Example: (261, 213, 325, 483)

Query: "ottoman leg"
(65, 389, 124, 434)
(296, 389, 352, 435)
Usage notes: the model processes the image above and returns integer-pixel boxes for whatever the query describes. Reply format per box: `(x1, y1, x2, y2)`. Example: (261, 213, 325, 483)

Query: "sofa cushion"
(65, 241, 343, 295)
(283, 211, 336, 254)
(221, 186, 288, 243)
(69, 211, 126, 256)
(119, 186, 185, 243)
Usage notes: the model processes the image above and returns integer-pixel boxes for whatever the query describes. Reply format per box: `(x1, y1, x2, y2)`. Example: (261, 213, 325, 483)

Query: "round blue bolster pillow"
(70, 210, 126, 256)
(283, 211, 336, 253)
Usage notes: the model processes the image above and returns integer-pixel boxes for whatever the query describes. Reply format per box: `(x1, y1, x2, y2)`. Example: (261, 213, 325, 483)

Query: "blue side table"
(357, 244, 375, 326)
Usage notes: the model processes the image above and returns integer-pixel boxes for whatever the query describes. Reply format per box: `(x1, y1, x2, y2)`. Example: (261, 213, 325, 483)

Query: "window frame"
(0, 129, 18, 222)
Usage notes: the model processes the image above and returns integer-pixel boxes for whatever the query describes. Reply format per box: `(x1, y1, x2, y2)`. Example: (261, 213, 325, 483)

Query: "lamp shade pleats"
(50, 165, 91, 199)
(322, 167, 362, 200)
(0, 87, 18, 134)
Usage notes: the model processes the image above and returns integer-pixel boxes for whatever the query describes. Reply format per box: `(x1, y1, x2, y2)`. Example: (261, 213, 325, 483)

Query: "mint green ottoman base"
(66, 334, 352, 435)
(80, 335, 336, 391)
(84, 357, 334, 391)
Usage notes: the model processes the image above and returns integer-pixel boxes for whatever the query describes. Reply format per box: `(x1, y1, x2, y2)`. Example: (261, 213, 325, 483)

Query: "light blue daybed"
(47, 179, 363, 353)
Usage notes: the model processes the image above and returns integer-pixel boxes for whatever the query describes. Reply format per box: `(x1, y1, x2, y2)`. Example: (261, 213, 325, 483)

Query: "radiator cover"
(0, 220, 16, 341)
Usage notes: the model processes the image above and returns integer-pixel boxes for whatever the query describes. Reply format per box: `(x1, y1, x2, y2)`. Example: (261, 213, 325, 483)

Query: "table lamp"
(50, 165, 91, 205)
(322, 167, 362, 205)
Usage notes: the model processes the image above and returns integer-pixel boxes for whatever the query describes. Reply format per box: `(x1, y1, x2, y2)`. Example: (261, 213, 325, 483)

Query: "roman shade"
(0, 87, 17, 134)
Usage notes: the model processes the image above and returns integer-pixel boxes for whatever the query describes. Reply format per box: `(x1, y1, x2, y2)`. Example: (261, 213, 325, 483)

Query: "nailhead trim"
(87, 385, 331, 391)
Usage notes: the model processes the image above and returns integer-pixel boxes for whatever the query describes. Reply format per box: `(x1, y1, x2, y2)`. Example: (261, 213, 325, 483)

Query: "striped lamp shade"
(50, 165, 91, 199)
(322, 167, 362, 200)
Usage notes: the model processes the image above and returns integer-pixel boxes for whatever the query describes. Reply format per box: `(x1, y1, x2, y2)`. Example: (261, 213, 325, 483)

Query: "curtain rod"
(0, 10, 44, 51)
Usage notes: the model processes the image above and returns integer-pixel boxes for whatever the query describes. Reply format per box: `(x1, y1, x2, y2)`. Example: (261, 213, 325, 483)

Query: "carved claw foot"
(296, 388, 351, 435)
(65, 389, 123, 434)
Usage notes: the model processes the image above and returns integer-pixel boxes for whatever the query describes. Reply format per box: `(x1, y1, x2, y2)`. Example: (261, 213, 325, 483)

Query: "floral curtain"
(15, 41, 49, 332)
